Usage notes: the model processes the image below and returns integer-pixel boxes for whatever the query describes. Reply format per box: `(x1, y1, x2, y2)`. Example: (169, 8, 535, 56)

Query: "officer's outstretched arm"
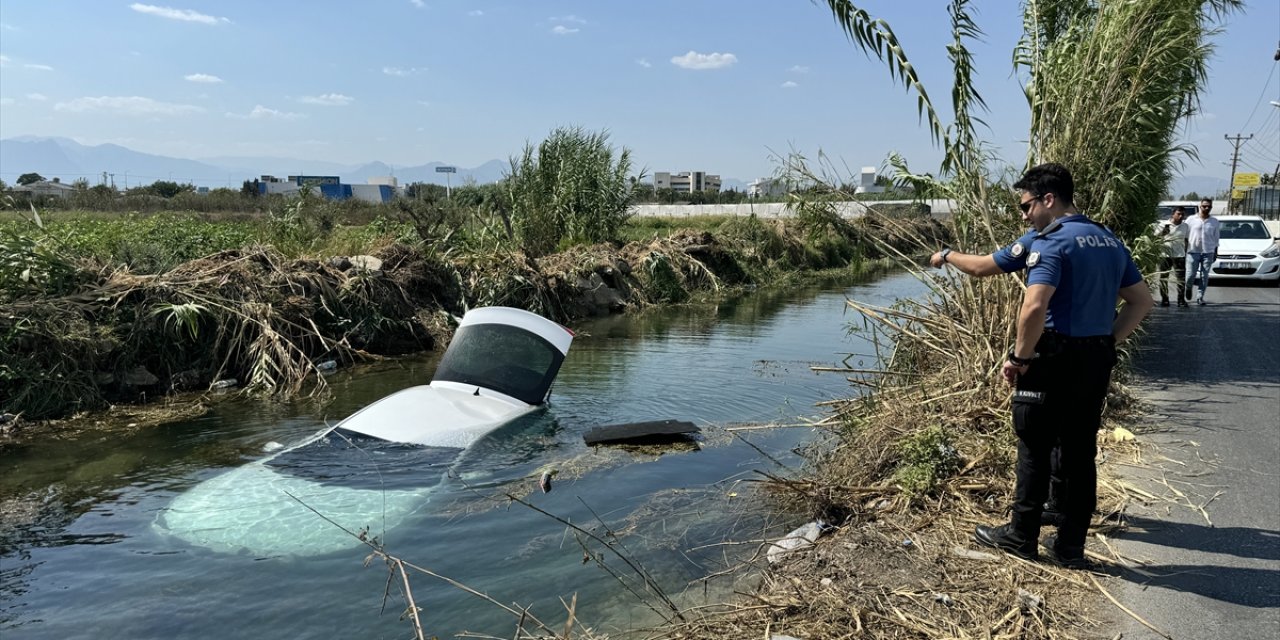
(1113, 283, 1154, 344)
(930, 250, 1003, 277)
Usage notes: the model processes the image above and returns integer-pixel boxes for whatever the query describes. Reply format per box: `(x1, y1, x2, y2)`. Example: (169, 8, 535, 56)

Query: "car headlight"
(1262, 242, 1280, 259)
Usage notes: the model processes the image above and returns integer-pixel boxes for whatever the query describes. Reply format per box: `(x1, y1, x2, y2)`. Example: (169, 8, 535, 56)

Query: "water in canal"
(1, 271, 926, 639)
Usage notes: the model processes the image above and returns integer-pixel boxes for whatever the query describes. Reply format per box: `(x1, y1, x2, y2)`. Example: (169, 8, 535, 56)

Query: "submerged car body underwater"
(155, 307, 575, 557)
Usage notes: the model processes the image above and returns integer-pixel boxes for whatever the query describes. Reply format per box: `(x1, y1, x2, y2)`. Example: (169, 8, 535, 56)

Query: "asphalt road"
(1106, 280, 1280, 639)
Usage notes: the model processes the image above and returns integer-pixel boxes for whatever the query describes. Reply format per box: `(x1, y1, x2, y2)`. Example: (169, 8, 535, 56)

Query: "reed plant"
(502, 126, 638, 256)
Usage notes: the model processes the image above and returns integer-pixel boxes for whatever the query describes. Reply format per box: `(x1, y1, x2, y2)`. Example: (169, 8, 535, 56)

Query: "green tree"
(503, 126, 637, 255)
(148, 180, 192, 198)
(1181, 191, 1201, 201)
(17, 172, 45, 186)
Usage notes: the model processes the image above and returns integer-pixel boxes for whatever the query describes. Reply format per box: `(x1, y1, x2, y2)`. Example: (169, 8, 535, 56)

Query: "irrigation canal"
(0, 270, 927, 639)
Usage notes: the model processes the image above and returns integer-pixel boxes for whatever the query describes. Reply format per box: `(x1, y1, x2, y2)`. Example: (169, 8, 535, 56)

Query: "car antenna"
(474, 387, 481, 396)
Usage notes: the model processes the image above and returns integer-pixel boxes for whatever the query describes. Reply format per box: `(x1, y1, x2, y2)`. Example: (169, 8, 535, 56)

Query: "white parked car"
(1210, 216, 1280, 283)
(156, 307, 574, 556)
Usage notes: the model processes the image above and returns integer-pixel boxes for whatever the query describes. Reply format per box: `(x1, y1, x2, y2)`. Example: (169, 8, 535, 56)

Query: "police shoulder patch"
(1027, 251, 1040, 267)
(1010, 243, 1025, 258)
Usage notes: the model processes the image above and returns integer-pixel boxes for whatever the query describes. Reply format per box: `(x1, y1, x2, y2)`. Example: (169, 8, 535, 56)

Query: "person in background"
(972, 163, 1152, 569)
(1185, 198, 1221, 306)
(1155, 206, 1190, 307)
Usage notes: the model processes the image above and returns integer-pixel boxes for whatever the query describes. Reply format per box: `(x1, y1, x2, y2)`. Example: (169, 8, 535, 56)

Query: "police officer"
(930, 224, 1069, 528)
(972, 163, 1152, 568)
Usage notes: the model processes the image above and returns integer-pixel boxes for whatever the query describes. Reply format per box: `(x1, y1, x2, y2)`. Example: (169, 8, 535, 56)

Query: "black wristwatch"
(939, 248, 953, 264)
(1006, 349, 1034, 366)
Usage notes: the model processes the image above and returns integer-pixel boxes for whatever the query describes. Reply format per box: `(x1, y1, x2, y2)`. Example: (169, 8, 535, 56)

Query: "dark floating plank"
(583, 419, 701, 445)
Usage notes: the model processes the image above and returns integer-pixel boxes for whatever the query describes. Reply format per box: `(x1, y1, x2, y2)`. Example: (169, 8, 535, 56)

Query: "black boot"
(1041, 535, 1088, 569)
(974, 524, 1038, 560)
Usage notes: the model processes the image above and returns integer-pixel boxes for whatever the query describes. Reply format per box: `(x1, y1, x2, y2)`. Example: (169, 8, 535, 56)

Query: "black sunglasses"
(1019, 194, 1044, 213)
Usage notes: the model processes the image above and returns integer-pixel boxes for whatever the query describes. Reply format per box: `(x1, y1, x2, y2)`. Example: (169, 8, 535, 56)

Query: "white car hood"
(1217, 237, 1275, 254)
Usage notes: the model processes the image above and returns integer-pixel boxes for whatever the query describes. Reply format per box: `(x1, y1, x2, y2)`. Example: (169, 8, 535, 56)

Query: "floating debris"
(583, 419, 700, 446)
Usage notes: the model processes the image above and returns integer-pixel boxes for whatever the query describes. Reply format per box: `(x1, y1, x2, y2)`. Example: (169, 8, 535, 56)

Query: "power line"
(1239, 58, 1278, 132)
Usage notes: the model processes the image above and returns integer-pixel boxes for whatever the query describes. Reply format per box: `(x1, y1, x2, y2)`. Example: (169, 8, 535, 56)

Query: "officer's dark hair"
(1014, 163, 1074, 205)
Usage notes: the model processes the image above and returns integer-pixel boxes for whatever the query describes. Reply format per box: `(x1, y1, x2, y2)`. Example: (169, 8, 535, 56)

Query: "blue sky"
(0, 1, 1277, 184)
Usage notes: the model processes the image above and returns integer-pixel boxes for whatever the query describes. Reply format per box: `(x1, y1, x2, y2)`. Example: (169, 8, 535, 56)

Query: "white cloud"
(382, 66, 424, 77)
(781, 81, 798, 88)
(24, 63, 54, 71)
(26, 93, 48, 101)
(0, 55, 9, 66)
(551, 15, 586, 24)
(1, 23, 17, 31)
(130, 4, 229, 25)
(551, 25, 579, 35)
(416, 100, 432, 107)
(226, 105, 303, 120)
(670, 51, 737, 70)
(468, 9, 483, 16)
(0, 98, 14, 106)
(636, 58, 651, 68)
(184, 73, 223, 83)
(299, 93, 354, 106)
(788, 65, 810, 74)
(409, 0, 425, 7)
(55, 96, 203, 115)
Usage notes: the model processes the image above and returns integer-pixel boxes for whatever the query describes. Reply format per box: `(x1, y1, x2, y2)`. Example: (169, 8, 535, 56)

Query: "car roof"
(1216, 215, 1265, 221)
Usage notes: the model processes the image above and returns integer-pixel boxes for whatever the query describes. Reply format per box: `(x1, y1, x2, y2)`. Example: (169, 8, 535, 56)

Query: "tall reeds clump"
(1020, 0, 1235, 241)
(503, 126, 638, 256)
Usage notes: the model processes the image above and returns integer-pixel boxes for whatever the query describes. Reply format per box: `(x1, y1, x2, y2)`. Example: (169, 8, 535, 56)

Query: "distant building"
(747, 177, 788, 198)
(254, 174, 393, 202)
(654, 171, 721, 193)
(13, 178, 76, 199)
(854, 167, 884, 195)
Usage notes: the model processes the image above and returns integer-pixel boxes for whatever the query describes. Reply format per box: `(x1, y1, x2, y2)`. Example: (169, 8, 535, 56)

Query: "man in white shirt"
(1155, 206, 1190, 307)
(1185, 198, 1221, 305)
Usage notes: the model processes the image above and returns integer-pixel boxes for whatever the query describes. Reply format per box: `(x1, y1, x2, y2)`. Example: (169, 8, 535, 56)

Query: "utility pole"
(1225, 133, 1253, 212)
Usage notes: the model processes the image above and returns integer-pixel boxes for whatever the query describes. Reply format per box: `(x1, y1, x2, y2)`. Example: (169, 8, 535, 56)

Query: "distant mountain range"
(0, 135, 1217, 196)
(0, 136, 510, 189)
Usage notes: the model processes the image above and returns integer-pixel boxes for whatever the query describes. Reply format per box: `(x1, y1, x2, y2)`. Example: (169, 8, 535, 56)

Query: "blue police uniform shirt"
(1025, 214, 1142, 337)
(992, 229, 1039, 272)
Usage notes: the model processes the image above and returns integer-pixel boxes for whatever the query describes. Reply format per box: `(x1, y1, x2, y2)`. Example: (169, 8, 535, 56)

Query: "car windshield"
(431, 323, 565, 404)
(1220, 220, 1271, 240)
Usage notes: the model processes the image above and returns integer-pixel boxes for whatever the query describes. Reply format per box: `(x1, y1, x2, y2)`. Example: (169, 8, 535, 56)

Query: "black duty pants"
(1010, 334, 1117, 549)
(1157, 256, 1186, 303)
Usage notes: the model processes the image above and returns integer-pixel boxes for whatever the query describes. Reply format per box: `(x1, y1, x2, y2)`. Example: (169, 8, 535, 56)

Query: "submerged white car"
(1210, 216, 1280, 283)
(156, 307, 574, 556)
